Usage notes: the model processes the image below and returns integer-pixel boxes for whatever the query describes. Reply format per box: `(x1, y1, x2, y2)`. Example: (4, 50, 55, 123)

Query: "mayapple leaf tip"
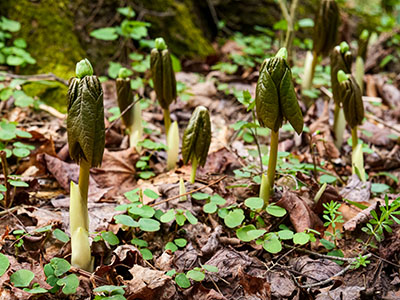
(337, 70, 349, 84)
(75, 58, 93, 79)
(155, 37, 167, 50)
(118, 67, 131, 79)
(275, 47, 288, 60)
(360, 29, 369, 40)
(339, 41, 349, 53)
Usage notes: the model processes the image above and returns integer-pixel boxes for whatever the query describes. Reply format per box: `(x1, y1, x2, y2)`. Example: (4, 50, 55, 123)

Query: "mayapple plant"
(150, 37, 177, 134)
(116, 67, 143, 149)
(337, 70, 365, 181)
(355, 29, 370, 93)
(167, 121, 179, 170)
(182, 106, 211, 183)
(67, 59, 105, 271)
(302, 0, 339, 90)
(256, 48, 303, 205)
(331, 42, 352, 149)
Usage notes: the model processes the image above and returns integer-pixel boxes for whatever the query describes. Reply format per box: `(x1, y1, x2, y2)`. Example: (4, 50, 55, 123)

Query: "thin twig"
(105, 98, 141, 133)
(367, 113, 400, 135)
(150, 175, 227, 207)
(2, 72, 68, 86)
(300, 263, 353, 288)
(0, 151, 11, 208)
(70, 267, 109, 285)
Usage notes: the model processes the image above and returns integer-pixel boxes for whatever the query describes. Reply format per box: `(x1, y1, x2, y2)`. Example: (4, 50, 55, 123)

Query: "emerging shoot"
(150, 37, 176, 134)
(116, 68, 142, 149)
(67, 59, 105, 271)
(167, 121, 179, 170)
(302, 0, 339, 90)
(182, 106, 211, 184)
(256, 47, 303, 206)
(337, 70, 365, 181)
(330, 42, 352, 149)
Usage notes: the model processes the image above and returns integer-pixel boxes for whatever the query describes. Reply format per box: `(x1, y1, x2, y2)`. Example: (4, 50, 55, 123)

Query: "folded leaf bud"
(338, 73, 364, 128)
(256, 48, 303, 134)
(116, 76, 134, 128)
(182, 106, 211, 167)
(313, 0, 340, 57)
(150, 40, 176, 110)
(67, 61, 105, 167)
(330, 42, 352, 105)
(75, 58, 93, 79)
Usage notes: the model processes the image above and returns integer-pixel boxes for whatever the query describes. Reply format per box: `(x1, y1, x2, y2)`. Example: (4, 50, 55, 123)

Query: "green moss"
(140, 0, 214, 58)
(23, 81, 68, 113)
(2, 0, 84, 110)
(4, 0, 84, 78)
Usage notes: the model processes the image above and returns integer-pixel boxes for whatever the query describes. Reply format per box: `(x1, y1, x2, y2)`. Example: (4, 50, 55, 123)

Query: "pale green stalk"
(302, 50, 318, 90)
(190, 155, 198, 184)
(351, 126, 366, 181)
(260, 130, 279, 206)
(70, 160, 93, 271)
(163, 108, 171, 134)
(129, 101, 143, 150)
(167, 121, 179, 170)
(333, 105, 346, 149)
(179, 177, 187, 201)
(355, 56, 364, 93)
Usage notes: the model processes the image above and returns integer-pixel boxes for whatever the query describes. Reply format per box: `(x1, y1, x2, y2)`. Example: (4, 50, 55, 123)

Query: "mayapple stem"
(179, 177, 187, 201)
(167, 121, 179, 170)
(190, 155, 198, 184)
(128, 102, 143, 150)
(355, 56, 364, 94)
(70, 160, 92, 271)
(163, 108, 171, 134)
(260, 130, 279, 206)
(333, 105, 346, 149)
(302, 50, 318, 91)
(351, 126, 358, 150)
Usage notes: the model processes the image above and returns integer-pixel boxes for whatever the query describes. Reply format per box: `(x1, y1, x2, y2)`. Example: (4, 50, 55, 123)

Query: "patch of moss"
(2, 0, 85, 110)
(23, 81, 68, 113)
(139, 0, 214, 58)
(4, 0, 84, 79)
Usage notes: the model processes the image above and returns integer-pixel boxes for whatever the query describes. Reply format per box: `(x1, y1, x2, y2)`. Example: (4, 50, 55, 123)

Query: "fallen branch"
(3, 72, 68, 86)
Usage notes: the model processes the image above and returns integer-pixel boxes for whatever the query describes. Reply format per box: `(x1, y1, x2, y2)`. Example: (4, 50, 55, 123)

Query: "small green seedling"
(255, 48, 303, 205)
(67, 58, 105, 271)
(331, 42, 352, 149)
(337, 70, 365, 181)
(93, 285, 126, 300)
(302, 0, 339, 90)
(150, 37, 176, 134)
(182, 106, 211, 183)
(116, 67, 143, 149)
(44, 258, 79, 295)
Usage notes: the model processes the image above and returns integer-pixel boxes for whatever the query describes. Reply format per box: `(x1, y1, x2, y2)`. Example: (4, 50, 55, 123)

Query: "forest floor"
(1, 35, 400, 300)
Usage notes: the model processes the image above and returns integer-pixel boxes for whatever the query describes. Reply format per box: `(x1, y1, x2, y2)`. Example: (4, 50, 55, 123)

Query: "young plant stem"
(302, 50, 318, 91)
(351, 126, 358, 150)
(261, 130, 279, 206)
(0, 151, 11, 208)
(251, 111, 263, 172)
(163, 108, 171, 134)
(333, 105, 346, 149)
(70, 159, 92, 271)
(128, 101, 143, 150)
(355, 56, 364, 93)
(278, 0, 299, 60)
(190, 155, 198, 184)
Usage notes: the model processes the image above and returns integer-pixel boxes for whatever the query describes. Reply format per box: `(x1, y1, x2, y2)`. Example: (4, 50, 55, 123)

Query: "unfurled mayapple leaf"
(116, 69, 134, 128)
(67, 73, 105, 167)
(150, 38, 176, 110)
(182, 106, 211, 167)
(256, 48, 303, 134)
(338, 71, 364, 129)
(331, 42, 352, 105)
(313, 0, 339, 57)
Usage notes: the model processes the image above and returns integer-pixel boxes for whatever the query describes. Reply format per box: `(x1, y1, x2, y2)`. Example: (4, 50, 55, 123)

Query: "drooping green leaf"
(0, 253, 10, 276)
